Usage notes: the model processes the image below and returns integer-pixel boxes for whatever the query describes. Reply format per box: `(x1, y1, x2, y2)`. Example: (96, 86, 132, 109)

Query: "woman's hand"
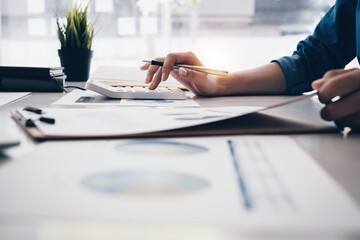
(312, 68, 360, 131)
(140, 52, 226, 96)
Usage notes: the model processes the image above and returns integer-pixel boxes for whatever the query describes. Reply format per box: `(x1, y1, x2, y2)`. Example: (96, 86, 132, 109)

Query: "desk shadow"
(0, 151, 11, 166)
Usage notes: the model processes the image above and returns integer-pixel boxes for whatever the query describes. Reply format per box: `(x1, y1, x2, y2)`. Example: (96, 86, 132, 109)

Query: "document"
(52, 90, 200, 107)
(29, 91, 317, 138)
(0, 92, 30, 107)
(0, 136, 358, 237)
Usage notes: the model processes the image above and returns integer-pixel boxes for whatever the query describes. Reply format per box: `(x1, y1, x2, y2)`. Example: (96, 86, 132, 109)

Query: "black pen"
(142, 60, 229, 77)
(24, 106, 43, 114)
(15, 108, 55, 127)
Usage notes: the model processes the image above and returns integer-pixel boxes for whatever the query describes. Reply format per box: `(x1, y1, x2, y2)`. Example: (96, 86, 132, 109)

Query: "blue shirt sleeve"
(272, 0, 358, 95)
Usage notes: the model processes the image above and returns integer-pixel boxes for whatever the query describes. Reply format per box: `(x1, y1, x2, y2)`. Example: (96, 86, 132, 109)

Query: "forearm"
(216, 62, 286, 95)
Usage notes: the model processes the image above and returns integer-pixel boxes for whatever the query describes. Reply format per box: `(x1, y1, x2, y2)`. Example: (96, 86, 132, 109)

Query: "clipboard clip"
(15, 107, 55, 127)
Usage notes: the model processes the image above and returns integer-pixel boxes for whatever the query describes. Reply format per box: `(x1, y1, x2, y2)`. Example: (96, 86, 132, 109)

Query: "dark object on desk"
(24, 106, 43, 114)
(0, 66, 66, 92)
(0, 66, 64, 78)
(0, 75, 66, 92)
(64, 85, 86, 91)
(15, 108, 55, 127)
(58, 49, 93, 82)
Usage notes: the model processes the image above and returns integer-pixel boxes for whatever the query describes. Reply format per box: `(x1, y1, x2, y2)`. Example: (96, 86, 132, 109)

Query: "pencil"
(142, 60, 229, 77)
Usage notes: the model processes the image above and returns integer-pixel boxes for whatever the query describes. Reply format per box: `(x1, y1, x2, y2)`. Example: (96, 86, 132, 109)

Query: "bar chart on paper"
(228, 139, 295, 212)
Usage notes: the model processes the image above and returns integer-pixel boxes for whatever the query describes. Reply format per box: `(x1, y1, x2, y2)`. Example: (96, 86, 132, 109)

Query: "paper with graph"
(0, 136, 358, 236)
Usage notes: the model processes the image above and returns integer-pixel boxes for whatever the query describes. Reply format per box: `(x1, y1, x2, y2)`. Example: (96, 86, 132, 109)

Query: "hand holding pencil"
(140, 52, 229, 96)
(142, 60, 228, 77)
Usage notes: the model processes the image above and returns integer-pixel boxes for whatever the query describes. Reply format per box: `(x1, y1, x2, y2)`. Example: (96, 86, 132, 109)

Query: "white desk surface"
(0, 88, 359, 239)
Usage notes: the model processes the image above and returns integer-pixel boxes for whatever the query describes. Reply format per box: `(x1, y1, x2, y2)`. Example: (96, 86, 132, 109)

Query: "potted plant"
(56, 3, 96, 81)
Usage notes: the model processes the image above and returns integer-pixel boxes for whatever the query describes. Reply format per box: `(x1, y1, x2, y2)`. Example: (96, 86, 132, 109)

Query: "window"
(0, 0, 333, 71)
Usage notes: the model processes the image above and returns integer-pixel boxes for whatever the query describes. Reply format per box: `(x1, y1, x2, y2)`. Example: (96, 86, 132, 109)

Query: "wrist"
(214, 73, 248, 96)
(204, 75, 232, 96)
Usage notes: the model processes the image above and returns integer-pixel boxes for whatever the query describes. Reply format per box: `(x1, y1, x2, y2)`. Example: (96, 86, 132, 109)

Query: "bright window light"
(8, 42, 26, 59)
(50, 18, 57, 36)
(95, 0, 113, 12)
(26, 0, 45, 14)
(0, 0, 333, 67)
(28, 41, 48, 60)
(72, 0, 90, 9)
(27, 18, 46, 36)
(117, 17, 136, 36)
(137, 0, 157, 14)
(140, 16, 157, 35)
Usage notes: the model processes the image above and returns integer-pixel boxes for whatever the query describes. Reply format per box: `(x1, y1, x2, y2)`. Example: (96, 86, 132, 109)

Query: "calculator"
(85, 78, 187, 100)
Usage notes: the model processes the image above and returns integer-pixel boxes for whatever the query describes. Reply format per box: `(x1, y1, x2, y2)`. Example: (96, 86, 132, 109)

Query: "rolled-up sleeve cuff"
(272, 56, 312, 95)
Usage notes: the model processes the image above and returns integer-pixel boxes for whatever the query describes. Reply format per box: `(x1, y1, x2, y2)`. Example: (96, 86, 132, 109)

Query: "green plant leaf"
(54, 2, 96, 50)
(56, 18, 65, 48)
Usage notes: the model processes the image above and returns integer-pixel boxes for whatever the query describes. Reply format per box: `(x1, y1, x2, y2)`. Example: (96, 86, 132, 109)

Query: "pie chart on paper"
(115, 140, 208, 156)
(82, 170, 209, 196)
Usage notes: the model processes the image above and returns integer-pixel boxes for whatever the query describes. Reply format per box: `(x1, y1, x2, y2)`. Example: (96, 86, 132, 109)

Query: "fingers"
(164, 51, 202, 66)
(314, 69, 360, 130)
(144, 57, 164, 84)
(312, 69, 348, 89)
(141, 52, 204, 90)
(145, 65, 160, 84)
(161, 53, 178, 82)
(176, 67, 209, 88)
(170, 69, 201, 95)
(161, 52, 203, 82)
(172, 67, 220, 96)
(323, 68, 351, 78)
(317, 68, 360, 103)
(312, 78, 326, 90)
(320, 89, 360, 121)
(140, 63, 150, 71)
(148, 67, 163, 90)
